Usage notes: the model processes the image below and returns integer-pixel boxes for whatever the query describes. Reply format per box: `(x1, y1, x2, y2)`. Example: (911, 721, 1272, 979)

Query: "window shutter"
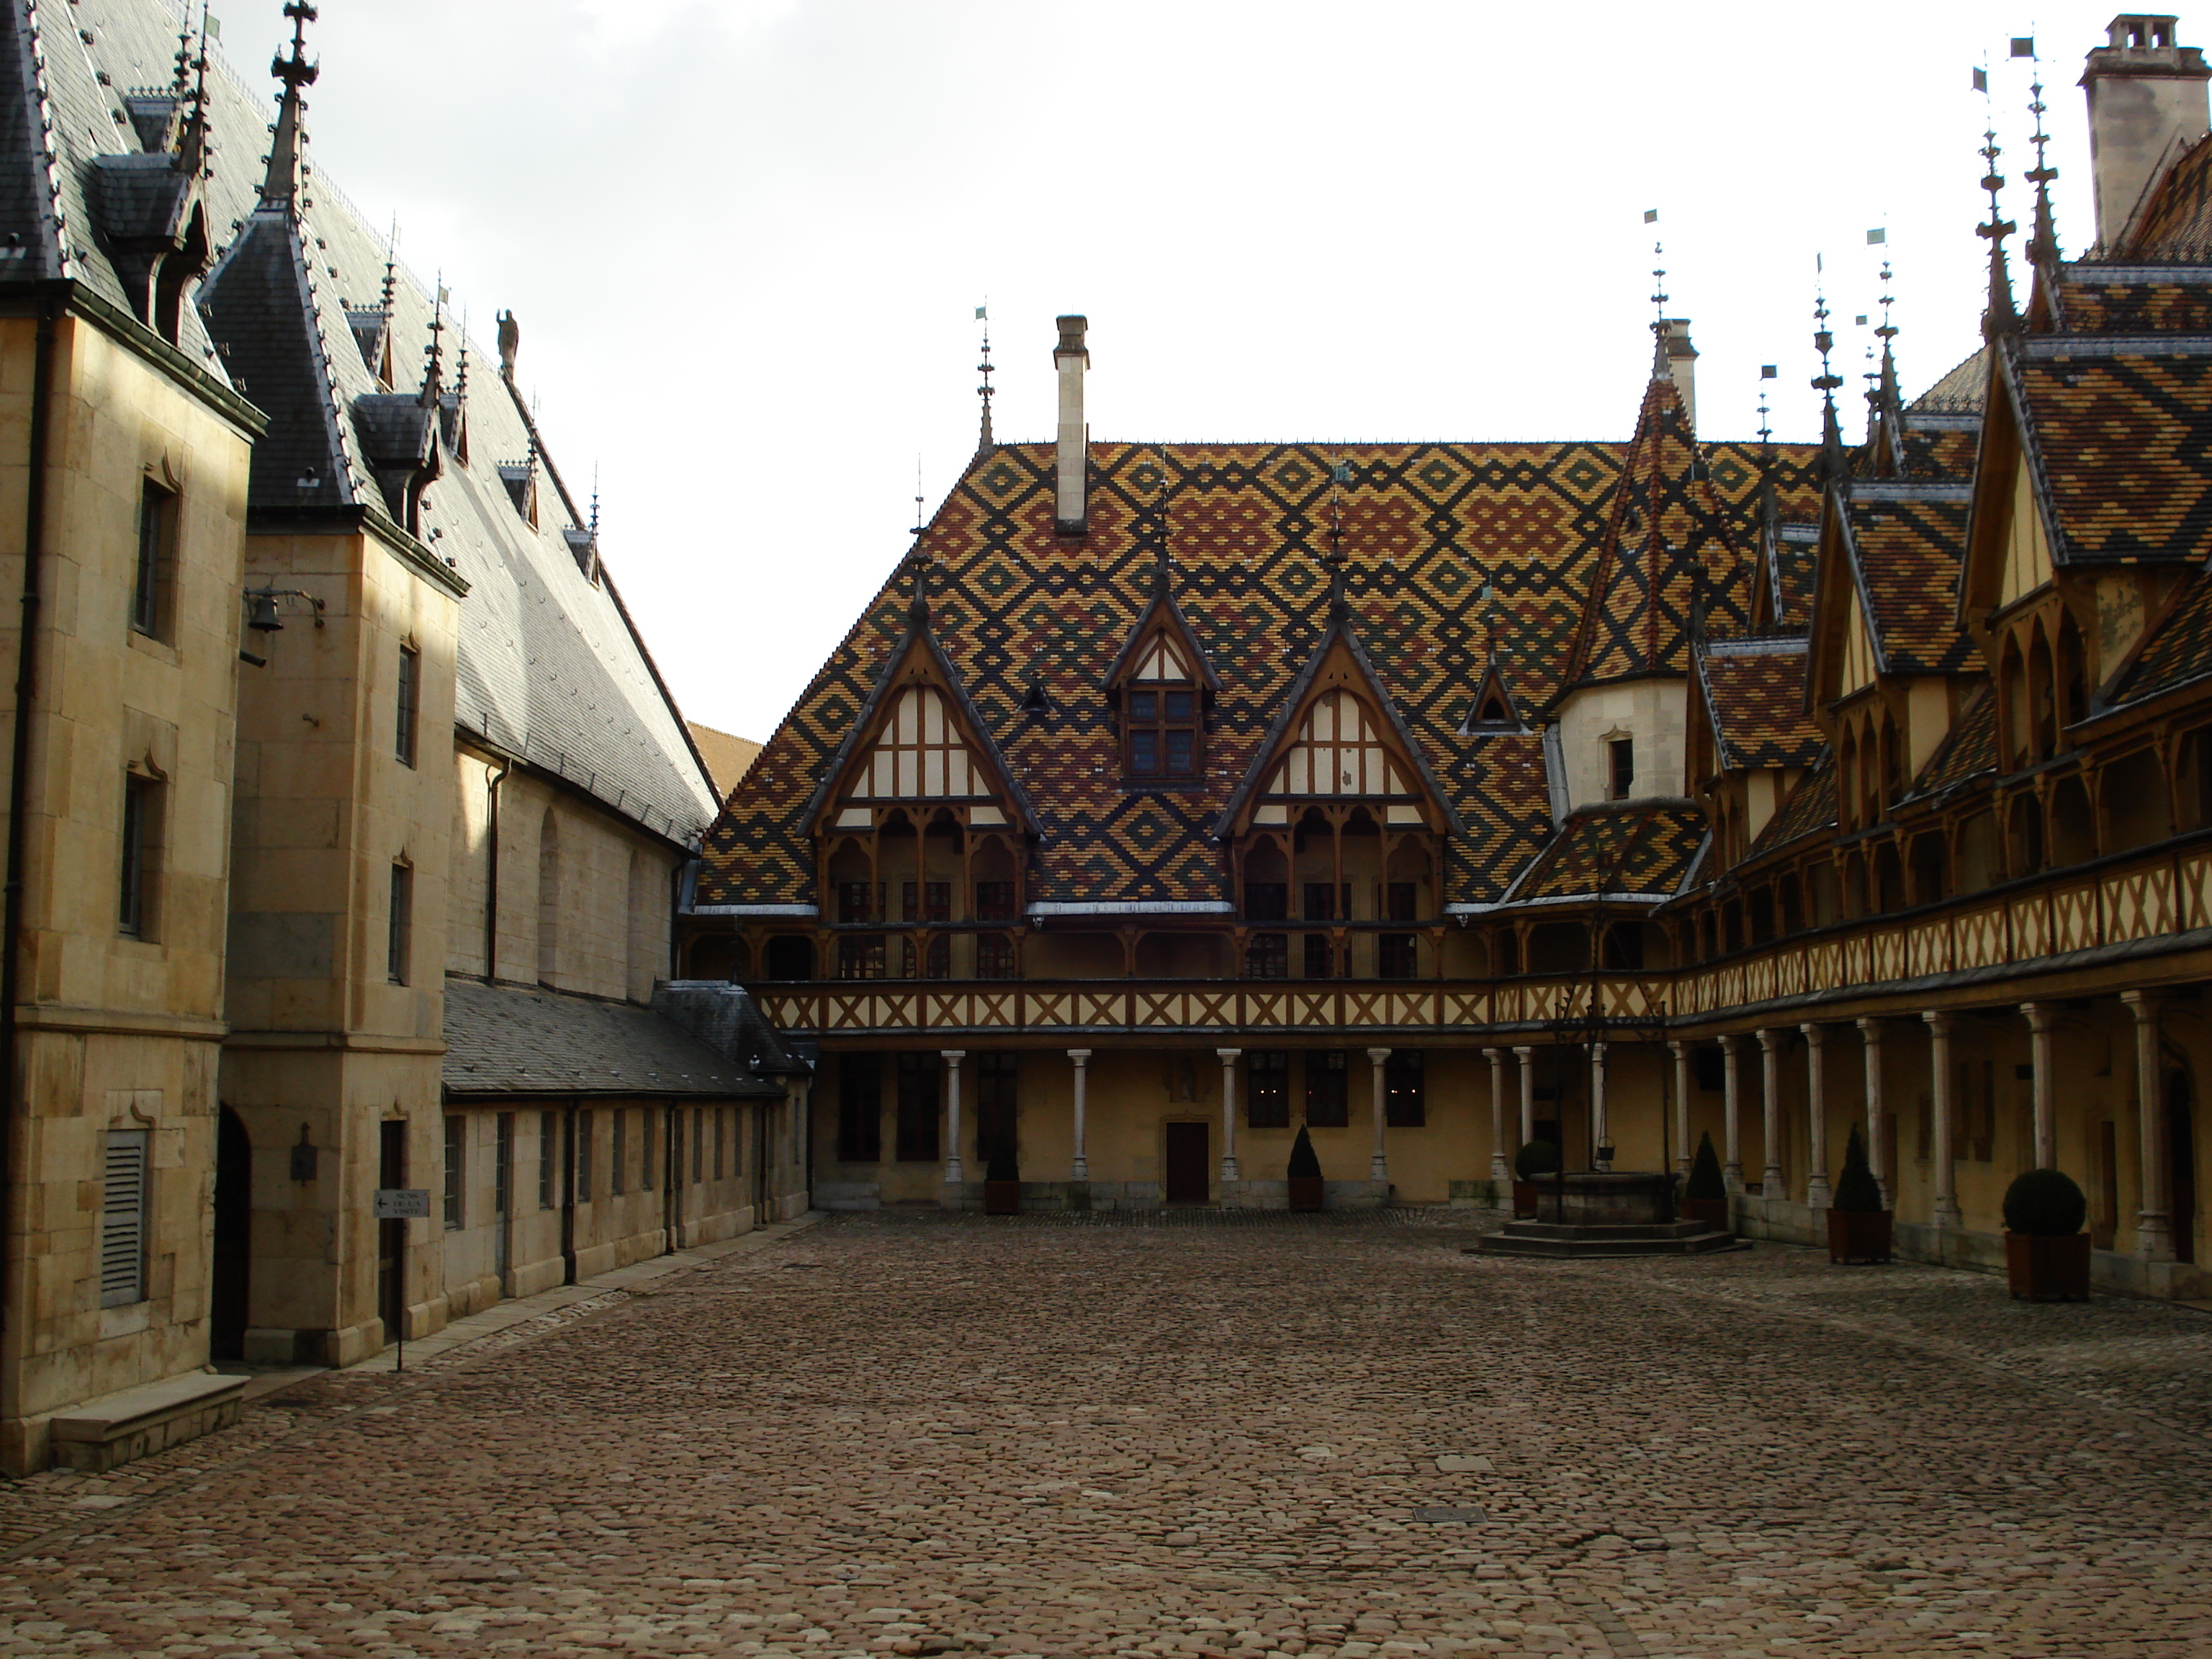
(101, 1130, 150, 1308)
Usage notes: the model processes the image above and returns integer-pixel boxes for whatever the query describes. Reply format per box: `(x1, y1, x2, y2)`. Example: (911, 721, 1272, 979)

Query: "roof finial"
(420, 274, 447, 406)
(1810, 263, 1847, 482)
(257, 2, 318, 204)
(2024, 48, 2062, 272)
(911, 453, 925, 539)
(1648, 241, 1672, 378)
(1977, 75, 2023, 341)
(380, 219, 400, 320)
(1325, 450, 1349, 622)
(1756, 368, 1773, 449)
(175, 1, 215, 179)
(975, 303, 996, 452)
(454, 308, 469, 403)
(590, 467, 601, 544)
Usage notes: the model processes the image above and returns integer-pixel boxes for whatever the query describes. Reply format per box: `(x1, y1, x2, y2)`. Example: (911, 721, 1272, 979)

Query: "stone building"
(0, 0, 806, 1472)
(692, 14, 2212, 1303)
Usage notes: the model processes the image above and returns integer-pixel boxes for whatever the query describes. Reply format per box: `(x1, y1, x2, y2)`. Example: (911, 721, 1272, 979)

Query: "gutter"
(0, 297, 59, 1335)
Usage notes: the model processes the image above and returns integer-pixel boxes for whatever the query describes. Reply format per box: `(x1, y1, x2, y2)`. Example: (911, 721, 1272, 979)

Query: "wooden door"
(1163, 1122, 1210, 1205)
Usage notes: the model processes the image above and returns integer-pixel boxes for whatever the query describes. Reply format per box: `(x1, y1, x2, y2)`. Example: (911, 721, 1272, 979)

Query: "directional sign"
(374, 1187, 431, 1220)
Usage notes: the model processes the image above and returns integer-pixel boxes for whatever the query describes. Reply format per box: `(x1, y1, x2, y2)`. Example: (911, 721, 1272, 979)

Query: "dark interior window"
(1127, 685, 1200, 777)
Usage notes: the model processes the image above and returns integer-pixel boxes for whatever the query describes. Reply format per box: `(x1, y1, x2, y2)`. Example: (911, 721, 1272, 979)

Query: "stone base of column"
(2134, 1213, 2177, 1262)
(1723, 1162, 1745, 1192)
(1220, 1156, 1241, 1182)
(940, 1181, 971, 1211)
(1761, 1164, 1786, 1198)
(1805, 1175, 1833, 1210)
(1933, 1195, 1963, 1229)
(1370, 1156, 1389, 1183)
(1490, 1154, 1512, 1185)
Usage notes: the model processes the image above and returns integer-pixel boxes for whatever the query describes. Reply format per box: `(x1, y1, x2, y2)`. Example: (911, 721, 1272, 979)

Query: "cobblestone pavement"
(1, 1210, 2208, 1658)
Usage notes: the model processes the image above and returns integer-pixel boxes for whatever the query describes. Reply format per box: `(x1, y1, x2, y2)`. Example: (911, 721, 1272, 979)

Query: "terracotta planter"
(984, 1180, 1020, 1217)
(1511, 1182, 1537, 1220)
(1679, 1196, 1730, 1232)
(2007, 1231, 2092, 1301)
(1288, 1175, 1325, 1213)
(1827, 1207, 1892, 1264)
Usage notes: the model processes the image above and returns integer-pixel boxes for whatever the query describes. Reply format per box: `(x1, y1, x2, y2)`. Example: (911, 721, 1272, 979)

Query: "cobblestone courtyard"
(0, 1213, 2207, 1658)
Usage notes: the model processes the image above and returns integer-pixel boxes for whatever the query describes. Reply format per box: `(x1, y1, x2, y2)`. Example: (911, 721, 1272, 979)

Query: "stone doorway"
(210, 1107, 251, 1361)
(1163, 1122, 1210, 1205)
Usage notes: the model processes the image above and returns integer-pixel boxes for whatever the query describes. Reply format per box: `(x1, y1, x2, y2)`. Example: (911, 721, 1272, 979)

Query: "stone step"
(1467, 1228, 1743, 1259)
(1496, 1220, 1715, 1243)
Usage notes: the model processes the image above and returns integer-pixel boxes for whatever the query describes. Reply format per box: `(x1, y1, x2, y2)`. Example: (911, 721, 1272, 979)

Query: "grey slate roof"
(41, 0, 719, 849)
(443, 980, 783, 1100)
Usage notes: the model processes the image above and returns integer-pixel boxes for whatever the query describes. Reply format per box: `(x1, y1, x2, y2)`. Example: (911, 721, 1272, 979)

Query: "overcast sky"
(213, 1, 2131, 742)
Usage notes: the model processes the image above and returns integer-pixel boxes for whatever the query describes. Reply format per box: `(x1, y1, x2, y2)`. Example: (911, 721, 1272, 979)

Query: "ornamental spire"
(258, 2, 319, 207)
(174, 1, 215, 179)
(2025, 55, 2062, 273)
(974, 305, 996, 452)
(1978, 113, 2023, 341)
(1810, 269, 1847, 483)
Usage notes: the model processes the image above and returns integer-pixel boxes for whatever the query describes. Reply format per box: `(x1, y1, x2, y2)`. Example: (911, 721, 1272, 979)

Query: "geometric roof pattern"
(700, 427, 1820, 913)
(1694, 642, 1825, 769)
(2116, 569, 2212, 706)
(1838, 483, 1980, 675)
(1748, 759, 1837, 857)
(1506, 803, 1709, 903)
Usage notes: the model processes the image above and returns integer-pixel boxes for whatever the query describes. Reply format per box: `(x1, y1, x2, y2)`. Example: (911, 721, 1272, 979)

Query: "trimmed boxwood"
(2004, 1168, 2088, 1237)
(1287, 1125, 1322, 1180)
(1832, 1125, 1884, 1213)
(1514, 1138, 1560, 1181)
(1683, 1131, 1726, 1201)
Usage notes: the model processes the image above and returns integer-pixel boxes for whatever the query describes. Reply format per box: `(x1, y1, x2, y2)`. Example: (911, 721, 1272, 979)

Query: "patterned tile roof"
(1506, 804, 1708, 904)
(2114, 569, 2212, 706)
(699, 432, 1820, 912)
(2053, 273, 2212, 335)
(2007, 336, 2212, 566)
(1694, 642, 1824, 769)
(1840, 483, 1979, 675)
(1749, 760, 1836, 855)
(2121, 130, 2212, 256)
(1908, 685, 1998, 796)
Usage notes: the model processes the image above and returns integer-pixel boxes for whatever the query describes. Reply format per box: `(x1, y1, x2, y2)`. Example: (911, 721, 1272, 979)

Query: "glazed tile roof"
(1749, 760, 1836, 855)
(1694, 641, 1823, 769)
(1909, 349, 1990, 415)
(444, 981, 782, 1099)
(700, 433, 1819, 912)
(1760, 522, 1819, 630)
(1504, 804, 1709, 904)
(2113, 569, 2212, 705)
(2006, 336, 2212, 567)
(2053, 271, 2212, 335)
(1840, 483, 1979, 674)
(2121, 130, 2212, 256)
(1907, 685, 1998, 797)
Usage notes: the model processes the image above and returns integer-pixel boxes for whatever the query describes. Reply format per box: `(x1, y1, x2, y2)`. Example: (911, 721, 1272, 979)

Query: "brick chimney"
(1653, 318, 1697, 432)
(1053, 315, 1089, 536)
(2082, 14, 2211, 247)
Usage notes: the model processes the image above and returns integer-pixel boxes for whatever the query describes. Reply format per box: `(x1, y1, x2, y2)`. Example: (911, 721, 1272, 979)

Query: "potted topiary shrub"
(1680, 1131, 1730, 1231)
(1287, 1125, 1324, 1213)
(1511, 1138, 1558, 1219)
(984, 1137, 1020, 1216)
(1826, 1124, 1891, 1264)
(2003, 1167, 2092, 1301)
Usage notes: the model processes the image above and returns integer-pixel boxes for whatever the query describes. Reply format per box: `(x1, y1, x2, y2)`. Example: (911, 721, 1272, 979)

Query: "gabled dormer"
(1457, 657, 1526, 734)
(346, 308, 394, 387)
(1102, 578, 1218, 785)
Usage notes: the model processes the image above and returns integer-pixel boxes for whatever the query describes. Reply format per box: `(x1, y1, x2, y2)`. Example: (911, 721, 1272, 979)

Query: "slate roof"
(1838, 482, 1979, 675)
(2004, 335, 2212, 567)
(1694, 640, 1823, 769)
(1506, 803, 1708, 904)
(1909, 348, 1990, 415)
(443, 981, 781, 1099)
(49, 1, 717, 848)
(698, 431, 1821, 913)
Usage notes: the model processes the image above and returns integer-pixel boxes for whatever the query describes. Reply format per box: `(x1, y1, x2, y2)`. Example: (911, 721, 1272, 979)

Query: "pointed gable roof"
(1693, 637, 1825, 770)
(0, 1, 68, 287)
(1102, 571, 1221, 693)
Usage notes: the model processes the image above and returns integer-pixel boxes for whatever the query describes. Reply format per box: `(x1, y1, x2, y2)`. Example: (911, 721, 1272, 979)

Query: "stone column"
(1857, 1017, 1889, 1208)
(2123, 990, 2173, 1261)
(1218, 1048, 1242, 1183)
(1484, 1048, 1511, 1184)
(1758, 1028, 1786, 1199)
(1923, 1013, 1960, 1228)
(2022, 1002, 2057, 1170)
(1367, 1047, 1391, 1183)
(1514, 1046, 1536, 1147)
(1800, 1022, 1830, 1208)
(1669, 1039, 1693, 1177)
(1590, 1041, 1611, 1169)
(1068, 1048, 1092, 1181)
(1722, 1035, 1745, 1192)
(942, 1050, 967, 1192)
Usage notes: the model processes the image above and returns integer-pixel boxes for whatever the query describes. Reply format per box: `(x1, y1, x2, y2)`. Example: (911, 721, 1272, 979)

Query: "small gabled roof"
(1838, 482, 1979, 675)
(1100, 574, 1223, 693)
(1502, 801, 1708, 905)
(2109, 566, 2212, 709)
(1906, 685, 1999, 801)
(2114, 128, 2212, 257)
(1694, 638, 1824, 770)
(1748, 760, 1837, 856)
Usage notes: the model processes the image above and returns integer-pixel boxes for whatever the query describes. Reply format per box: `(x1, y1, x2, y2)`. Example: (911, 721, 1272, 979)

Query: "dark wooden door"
(378, 1119, 406, 1341)
(210, 1109, 251, 1360)
(1163, 1122, 1210, 1205)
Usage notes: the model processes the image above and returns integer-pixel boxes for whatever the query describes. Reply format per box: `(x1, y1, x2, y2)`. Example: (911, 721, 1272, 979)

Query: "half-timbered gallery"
(689, 16, 2212, 1303)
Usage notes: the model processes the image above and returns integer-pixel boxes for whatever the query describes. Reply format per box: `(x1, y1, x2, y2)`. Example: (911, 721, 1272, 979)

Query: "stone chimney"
(1652, 318, 1697, 431)
(1053, 315, 1089, 535)
(2082, 14, 2211, 247)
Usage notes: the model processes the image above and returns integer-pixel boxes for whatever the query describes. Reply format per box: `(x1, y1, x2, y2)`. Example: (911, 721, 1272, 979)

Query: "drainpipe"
(559, 1099, 578, 1286)
(483, 757, 513, 981)
(0, 298, 61, 1336)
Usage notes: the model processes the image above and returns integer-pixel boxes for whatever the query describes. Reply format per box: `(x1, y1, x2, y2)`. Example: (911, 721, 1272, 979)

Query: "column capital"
(1591, 1039, 1609, 1059)
(1667, 1038, 1689, 1056)
(2121, 988, 2162, 1017)
(1856, 1015, 1884, 1038)
(1921, 1010, 1952, 1035)
(1512, 1045, 1534, 1058)
(940, 1049, 968, 1061)
(1066, 1048, 1092, 1062)
(1215, 1047, 1243, 1061)
(1799, 1020, 1826, 1046)
(1756, 1027, 1785, 1053)
(1366, 1046, 1393, 1062)
(1482, 1046, 1501, 1059)
(2020, 1002, 2057, 1033)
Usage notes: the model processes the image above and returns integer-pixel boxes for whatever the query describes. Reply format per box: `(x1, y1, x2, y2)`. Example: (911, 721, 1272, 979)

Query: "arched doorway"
(2167, 1069, 2198, 1265)
(211, 1107, 251, 1360)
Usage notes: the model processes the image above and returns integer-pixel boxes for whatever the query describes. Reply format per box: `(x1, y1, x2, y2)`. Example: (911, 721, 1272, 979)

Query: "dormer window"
(1120, 630, 1202, 779)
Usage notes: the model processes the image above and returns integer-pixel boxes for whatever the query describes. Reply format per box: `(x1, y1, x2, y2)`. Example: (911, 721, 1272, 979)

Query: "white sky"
(215, 0, 2136, 741)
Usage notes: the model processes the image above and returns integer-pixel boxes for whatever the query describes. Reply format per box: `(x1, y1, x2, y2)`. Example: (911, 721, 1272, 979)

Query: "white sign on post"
(374, 1187, 431, 1220)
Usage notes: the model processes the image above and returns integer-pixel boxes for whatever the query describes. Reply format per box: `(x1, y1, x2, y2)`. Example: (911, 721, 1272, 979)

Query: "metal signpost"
(372, 1189, 431, 1371)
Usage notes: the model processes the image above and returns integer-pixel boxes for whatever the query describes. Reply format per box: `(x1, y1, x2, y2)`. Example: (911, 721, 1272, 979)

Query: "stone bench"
(48, 1371, 246, 1473)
